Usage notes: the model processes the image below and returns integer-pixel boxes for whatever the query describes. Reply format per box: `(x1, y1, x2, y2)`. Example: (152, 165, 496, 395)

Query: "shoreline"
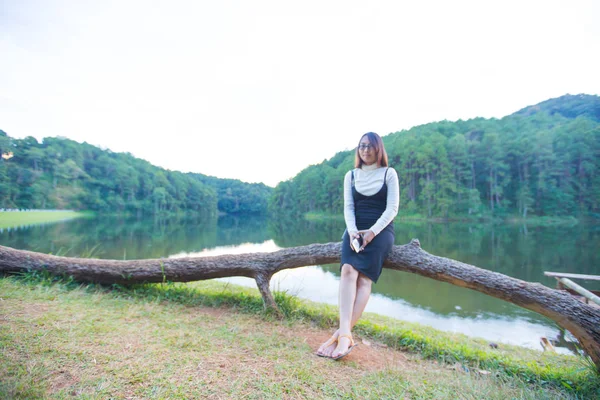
(304, 211, 586, 226)
(0, 210, 90, 229)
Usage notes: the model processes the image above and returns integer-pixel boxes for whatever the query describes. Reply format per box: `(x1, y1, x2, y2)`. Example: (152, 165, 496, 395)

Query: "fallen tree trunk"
(1, 240, 599, 370)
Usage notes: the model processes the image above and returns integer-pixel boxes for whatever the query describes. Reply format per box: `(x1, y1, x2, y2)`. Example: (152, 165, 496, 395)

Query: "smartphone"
(351, 235, 363, 253)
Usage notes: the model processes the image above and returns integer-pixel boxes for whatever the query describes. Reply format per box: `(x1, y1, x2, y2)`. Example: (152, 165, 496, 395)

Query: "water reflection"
(0, 213, 270, 260)
(268, 216, 600, 291)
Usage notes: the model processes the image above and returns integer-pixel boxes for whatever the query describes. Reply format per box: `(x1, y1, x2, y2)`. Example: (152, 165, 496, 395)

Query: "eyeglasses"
(358, 144, 374, 151)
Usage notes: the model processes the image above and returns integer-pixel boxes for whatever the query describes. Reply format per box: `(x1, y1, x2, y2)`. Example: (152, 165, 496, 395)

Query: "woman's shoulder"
(384, 166, 399, 179)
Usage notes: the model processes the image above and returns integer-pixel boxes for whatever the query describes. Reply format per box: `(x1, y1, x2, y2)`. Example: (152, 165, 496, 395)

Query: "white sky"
(1, 0, 599, 187)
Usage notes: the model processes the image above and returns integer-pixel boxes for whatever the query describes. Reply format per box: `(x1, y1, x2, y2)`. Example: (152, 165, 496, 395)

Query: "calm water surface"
(2, 214, 599, 354)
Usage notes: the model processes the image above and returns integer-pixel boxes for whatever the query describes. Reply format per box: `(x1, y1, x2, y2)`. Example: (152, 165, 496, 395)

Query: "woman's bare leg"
(317, 273, 373, 357)
(338, 264, 359, 332)
(331, 271, 372, 358)
(351, 273, 373, 325)
(318, 265, 375, 357)
(317, 264, 358, 356)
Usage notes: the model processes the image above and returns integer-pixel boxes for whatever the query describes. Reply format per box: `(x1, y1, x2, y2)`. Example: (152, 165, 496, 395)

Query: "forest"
(0, 132, 272, 216)
(1, 94, 599, 220)
(269, 94, 600, 219)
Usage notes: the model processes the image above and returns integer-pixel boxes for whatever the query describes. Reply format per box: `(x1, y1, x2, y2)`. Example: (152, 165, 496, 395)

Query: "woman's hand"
(360, 230, 375, 250)
(349, 231, 364, 252)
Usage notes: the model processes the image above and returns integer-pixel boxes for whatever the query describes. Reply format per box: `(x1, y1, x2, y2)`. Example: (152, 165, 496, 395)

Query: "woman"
(316, 132, 399, 360)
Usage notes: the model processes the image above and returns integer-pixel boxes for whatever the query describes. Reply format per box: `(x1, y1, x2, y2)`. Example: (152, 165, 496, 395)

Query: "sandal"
(332, 334, 357, 360)
(316, 334, 338, 357)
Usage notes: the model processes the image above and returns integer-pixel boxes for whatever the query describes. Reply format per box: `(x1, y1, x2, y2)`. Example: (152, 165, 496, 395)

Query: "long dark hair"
(354, 132, 388, 168)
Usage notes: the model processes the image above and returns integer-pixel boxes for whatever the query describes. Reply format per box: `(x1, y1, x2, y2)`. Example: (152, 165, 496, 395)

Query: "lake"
(1, 213, 599, 354)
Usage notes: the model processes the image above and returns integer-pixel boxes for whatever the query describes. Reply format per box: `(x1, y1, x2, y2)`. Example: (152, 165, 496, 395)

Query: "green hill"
(269, 94, 600, 220)
(0, 132, 271, 216)
(515, 93, 600, 122)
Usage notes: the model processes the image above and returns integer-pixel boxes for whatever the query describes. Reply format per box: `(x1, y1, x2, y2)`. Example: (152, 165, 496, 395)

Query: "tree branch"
(1, 242, 599, 370)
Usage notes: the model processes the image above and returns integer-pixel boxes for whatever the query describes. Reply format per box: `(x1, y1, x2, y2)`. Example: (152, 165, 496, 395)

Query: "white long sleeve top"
(344, 164, 400, 236)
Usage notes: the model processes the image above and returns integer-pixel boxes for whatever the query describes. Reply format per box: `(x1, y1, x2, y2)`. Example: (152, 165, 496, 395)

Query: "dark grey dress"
(340, 168, 395, 283)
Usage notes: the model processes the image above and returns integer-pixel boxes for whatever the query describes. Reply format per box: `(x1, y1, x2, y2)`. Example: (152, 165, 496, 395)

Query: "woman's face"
(358, 136, 377, 166)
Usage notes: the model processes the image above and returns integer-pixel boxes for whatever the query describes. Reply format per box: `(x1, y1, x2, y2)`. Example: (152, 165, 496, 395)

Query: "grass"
(303, 211, 498, 224)
(504, 216, 580, 227)
(1, 272, 599, 399)
(304, 212, 344, 221)
(0, 211, 89, 229)
(303, 212, 588, 226)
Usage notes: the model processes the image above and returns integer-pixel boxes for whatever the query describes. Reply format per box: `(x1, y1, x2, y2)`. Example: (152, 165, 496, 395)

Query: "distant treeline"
(0, 132, 272, 216)
(2, 94, 599, 220)
(269, 94, 600, 219)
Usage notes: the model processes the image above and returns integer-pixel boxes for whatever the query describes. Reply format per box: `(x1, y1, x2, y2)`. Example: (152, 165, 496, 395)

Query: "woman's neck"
(361, 163, 379, 171)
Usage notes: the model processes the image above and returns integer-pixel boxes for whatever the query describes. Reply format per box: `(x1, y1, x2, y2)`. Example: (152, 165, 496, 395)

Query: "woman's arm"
(368, 168, 399, 236)
(343, 170, 358, 235)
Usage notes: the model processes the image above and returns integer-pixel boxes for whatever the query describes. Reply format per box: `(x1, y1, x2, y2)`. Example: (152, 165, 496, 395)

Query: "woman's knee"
(340, 264, 359, 280)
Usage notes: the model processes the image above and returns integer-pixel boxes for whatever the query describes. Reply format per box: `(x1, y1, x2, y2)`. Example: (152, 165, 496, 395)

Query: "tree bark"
(1, 241, 599, 370)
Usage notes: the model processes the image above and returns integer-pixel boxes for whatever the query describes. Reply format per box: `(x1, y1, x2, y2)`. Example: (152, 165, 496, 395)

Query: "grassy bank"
(1, 273, 598, 399)
(304, 212, 585, 226)
(0, 210, 89, 229)
(304, 212, 344, 221)
(504, 216, 580, 227)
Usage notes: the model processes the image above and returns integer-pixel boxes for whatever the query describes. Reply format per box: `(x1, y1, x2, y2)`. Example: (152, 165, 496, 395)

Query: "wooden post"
(558, 278, 600, 307)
